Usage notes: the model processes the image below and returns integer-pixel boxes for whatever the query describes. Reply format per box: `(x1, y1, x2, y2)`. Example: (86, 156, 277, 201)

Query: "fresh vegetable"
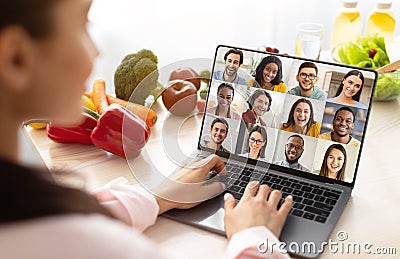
(82, 106, 100, 120)
(199, 86, 209, 100)
(46, 113, 98, 145)
(92, 79, 109, 114)
(106, 94, 157, 128)
(82, 95, 96, 112)
(90, 104, 150, 158)
(114, 49, 159, 105)
(197, 99, 206, 113)
(375, 72, 400, 100)
(199, 69, 211, 84)
(335, 34, 390, 69)
(29, 123, 47, 130)
(169, 67, 201, 90)
(161, 79, 198, 116)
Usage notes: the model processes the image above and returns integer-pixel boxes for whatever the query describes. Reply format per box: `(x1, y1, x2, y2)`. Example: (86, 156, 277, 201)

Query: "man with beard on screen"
(274, 134, 310, 172)
(201, 117, 230, 153)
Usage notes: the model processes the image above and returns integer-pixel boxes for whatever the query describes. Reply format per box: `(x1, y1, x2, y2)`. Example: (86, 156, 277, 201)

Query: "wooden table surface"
(23, 97, 400, 258)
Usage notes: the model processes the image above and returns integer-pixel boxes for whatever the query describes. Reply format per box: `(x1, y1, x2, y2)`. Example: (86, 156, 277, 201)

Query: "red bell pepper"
(46, 113, 98, 145)
(90, 103, 150, 158)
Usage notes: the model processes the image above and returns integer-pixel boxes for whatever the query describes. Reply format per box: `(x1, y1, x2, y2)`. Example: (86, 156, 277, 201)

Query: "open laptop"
(163, 45, 378, 258)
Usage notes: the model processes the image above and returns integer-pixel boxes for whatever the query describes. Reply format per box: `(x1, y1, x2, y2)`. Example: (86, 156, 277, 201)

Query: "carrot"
(106, 94, 157, 128)
(91, 79, 109, 114)
(83, 92, 92, 99)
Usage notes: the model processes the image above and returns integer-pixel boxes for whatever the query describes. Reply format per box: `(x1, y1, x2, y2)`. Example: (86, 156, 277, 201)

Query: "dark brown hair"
(224, 48, 244, 65)
(0, 0, 60, 38)
(1, 160, 115, 224)
(319, 144, 347, 181)
(297, 61, 318, 75)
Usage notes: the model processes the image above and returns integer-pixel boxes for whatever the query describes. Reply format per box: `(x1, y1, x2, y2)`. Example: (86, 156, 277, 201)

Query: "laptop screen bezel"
(197, 44, 378, 189)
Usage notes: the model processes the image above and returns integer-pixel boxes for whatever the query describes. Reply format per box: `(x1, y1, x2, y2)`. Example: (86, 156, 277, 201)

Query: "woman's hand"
(224, 181, 293, 239)
(155, 154, 226, 214)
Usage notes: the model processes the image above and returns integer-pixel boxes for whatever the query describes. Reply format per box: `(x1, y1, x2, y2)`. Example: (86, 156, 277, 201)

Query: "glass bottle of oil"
(365, 0, 396, 43)
(331, 0, 362, 49)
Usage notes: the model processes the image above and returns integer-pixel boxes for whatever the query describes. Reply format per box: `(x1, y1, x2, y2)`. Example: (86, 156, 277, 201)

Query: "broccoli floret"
(114, 49, 159, 104)
(136, 49, 158, 64)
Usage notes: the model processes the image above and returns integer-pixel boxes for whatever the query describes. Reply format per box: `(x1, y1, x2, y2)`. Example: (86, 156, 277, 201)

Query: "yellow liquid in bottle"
(366, 11, 396, 42)
(331, 11, 362, 48)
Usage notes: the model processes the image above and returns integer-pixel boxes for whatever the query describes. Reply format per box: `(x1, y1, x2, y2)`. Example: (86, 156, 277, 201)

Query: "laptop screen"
(198, 45, 377, 186)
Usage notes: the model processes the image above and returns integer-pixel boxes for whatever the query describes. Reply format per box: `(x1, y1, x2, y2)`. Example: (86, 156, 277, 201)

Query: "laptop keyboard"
(209, 163, 342, 224)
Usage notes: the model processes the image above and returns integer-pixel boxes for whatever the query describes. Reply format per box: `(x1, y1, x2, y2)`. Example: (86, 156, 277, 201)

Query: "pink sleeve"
(223, 226, 291, 259)
(91, 177, 159, 232)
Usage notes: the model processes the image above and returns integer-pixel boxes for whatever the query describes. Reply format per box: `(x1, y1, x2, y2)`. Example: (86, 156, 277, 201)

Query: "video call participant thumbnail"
(274, 134, 310, 173)
(327, 69, 367, 109)
(239, 125, 268, 162)
(287, 61, 326, 100)
(201, 117, 230, 153)
(212, 48, 247, 85)
(207, 82, 241, 120)
(250, 56, 287, 93)
(280, 98, 321, 137)
(317, 144, 347, 181)
(319, 107, 361, 147)
(242, 89, 272, 127)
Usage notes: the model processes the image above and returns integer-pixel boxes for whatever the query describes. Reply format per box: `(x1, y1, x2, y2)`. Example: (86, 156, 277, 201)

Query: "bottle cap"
(342, 0, 358, 8)
(376, 0, 392, 9)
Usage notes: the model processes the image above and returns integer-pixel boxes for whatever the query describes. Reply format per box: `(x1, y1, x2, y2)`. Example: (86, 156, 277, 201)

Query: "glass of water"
(295, 23, 324, 60)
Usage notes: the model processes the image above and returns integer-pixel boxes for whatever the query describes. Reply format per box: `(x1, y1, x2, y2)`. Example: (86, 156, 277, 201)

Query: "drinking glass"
(295, 23, 324, 60)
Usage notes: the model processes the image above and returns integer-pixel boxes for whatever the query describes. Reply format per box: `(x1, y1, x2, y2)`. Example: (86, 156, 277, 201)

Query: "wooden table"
(23, 98, 400, 258)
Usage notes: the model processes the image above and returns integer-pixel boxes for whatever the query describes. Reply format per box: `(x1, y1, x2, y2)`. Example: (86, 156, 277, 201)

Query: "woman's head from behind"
(335, 70, 364, 102)
(247, 125, 268, 159)
(254, 56, 283, 87)
(319, 144, 347, 181)
(0, 0, 97, 125)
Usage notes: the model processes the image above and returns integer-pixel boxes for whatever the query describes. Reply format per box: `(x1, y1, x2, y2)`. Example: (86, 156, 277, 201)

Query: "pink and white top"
(0, 177, 290, 259)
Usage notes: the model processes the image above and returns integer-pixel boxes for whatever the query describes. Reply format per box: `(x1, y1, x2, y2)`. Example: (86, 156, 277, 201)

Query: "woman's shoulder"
(0, 214, 163, 259)
(309, 122, 321, 137)
(280, 123, 292, 131)
(274, 82, 287, 93)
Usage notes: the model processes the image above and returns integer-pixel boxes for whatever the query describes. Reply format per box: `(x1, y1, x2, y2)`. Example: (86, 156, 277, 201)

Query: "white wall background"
(87, 0, 400, 94)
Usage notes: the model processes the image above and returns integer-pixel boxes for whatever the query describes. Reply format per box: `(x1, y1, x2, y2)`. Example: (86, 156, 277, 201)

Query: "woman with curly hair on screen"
(250, 55, 287, 93)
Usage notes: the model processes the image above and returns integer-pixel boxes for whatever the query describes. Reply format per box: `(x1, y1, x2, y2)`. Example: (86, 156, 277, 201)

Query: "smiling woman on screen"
(280, 98, 321, 137)
(327, 70, 366, 109)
